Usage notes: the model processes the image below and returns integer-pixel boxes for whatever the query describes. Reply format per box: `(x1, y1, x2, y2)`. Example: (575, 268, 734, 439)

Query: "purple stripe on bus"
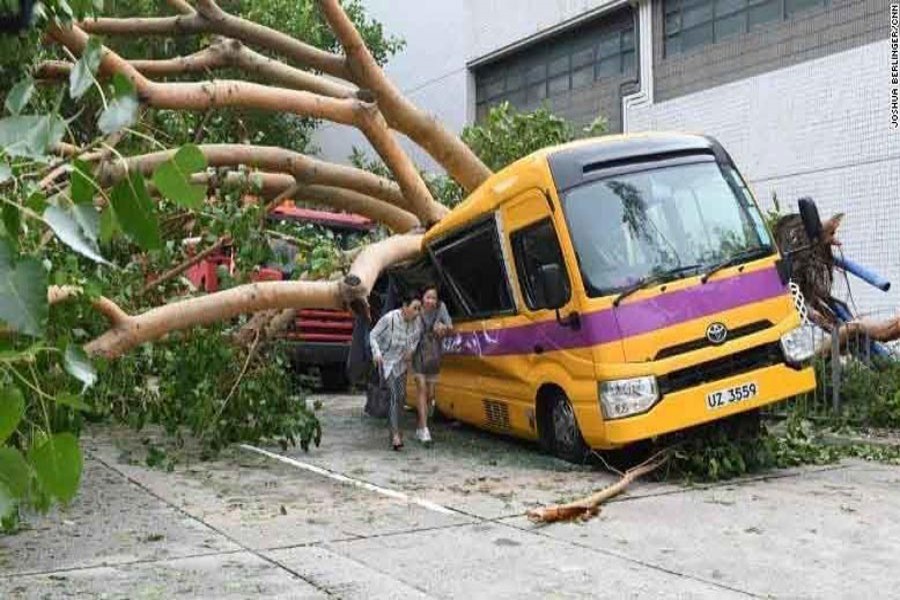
(443, 267, 785, 357)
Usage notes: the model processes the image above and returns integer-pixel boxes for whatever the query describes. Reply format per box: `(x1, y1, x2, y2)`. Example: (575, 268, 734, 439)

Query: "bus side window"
(510, 218, 571, 311)
(431, 219, 515, 320)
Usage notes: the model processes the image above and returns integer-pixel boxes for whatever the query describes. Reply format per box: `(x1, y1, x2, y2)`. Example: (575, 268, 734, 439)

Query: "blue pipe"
(834, 256, 891, 292)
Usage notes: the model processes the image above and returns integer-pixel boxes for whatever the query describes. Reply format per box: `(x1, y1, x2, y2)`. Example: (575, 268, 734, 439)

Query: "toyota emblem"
(706, 322, 728, 345)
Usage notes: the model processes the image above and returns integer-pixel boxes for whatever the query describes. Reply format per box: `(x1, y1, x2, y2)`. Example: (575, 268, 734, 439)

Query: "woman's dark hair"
(400, 289, 420, 306)
(420, 283, 440, 297)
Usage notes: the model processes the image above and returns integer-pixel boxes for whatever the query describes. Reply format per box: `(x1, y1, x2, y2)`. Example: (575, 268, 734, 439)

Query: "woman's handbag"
(364, 368, 391, 418)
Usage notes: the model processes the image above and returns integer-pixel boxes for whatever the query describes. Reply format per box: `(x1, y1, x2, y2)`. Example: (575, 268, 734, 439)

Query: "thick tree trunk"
(82, 234, 423, 358)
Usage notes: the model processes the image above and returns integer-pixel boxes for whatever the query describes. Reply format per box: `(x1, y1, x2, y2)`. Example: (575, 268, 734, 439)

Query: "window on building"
(474, 9, 635, 119)
(431, 219, 515, 319)
(664, 0, 831, 56)
(511, 219, 571, 311)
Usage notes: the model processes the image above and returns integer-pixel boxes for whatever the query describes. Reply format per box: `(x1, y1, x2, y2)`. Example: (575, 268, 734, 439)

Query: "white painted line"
(239, 444, 456, 515)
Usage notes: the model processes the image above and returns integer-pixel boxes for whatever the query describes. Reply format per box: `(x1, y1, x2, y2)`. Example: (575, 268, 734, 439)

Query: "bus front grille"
(654, 320, 773, 360)
(657, 343, 784, 397)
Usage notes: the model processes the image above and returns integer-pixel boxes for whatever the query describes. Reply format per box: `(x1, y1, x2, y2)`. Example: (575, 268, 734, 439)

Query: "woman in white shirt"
(369, 291, 423, 450)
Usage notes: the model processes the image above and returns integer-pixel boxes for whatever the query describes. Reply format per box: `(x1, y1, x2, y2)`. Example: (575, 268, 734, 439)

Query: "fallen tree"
(0, 0, 492, 526)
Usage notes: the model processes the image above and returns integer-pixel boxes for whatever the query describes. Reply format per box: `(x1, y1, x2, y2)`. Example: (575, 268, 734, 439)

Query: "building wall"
(653, 0, 887, 102)
(472, 6, 637, 132)
(628, 39, 900, 314)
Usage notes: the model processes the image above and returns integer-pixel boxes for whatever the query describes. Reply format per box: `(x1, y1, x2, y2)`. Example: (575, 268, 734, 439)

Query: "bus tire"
(546, 391, 589, 464)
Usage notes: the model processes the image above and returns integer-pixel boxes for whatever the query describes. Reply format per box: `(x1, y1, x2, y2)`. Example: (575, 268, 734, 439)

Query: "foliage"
(0, 0, 399, 529)
(89, 327, 321, 457)
(462, 102, 606, 173)
(663, 415, 840, 483)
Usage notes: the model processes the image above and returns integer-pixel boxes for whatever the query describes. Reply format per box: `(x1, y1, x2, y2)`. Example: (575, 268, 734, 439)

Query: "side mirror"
(537, 263, 568, 310)
(798, 197, 823, 242)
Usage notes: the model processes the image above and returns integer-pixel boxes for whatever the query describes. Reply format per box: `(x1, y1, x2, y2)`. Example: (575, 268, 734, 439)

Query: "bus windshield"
(562, 159, 774, 297)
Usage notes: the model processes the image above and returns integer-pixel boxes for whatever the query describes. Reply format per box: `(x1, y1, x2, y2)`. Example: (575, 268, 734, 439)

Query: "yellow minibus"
(398, 132, 816, 461)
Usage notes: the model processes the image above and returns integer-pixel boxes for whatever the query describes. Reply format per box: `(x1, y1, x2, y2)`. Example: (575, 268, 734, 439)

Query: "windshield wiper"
(613, 264, 702, 307)
(700, 247, 773, 284)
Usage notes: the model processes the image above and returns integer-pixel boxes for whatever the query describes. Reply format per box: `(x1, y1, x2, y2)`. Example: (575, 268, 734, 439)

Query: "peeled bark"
(83, 233, 423, 358)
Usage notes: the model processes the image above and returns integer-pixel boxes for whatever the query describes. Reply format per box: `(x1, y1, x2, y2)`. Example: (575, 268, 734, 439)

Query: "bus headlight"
(780, 325, 816, 366)
(599, 376, 659, 419)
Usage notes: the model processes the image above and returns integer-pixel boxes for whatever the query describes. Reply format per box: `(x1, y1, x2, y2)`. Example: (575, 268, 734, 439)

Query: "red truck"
(185, 203, 376, 390)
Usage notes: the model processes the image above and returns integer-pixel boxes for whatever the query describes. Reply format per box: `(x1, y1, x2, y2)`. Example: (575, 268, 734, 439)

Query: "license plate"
(706, 382, 758, 410)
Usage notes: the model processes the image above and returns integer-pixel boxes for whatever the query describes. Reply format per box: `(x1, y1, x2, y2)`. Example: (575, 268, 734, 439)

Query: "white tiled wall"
(628, 40, 900, 315)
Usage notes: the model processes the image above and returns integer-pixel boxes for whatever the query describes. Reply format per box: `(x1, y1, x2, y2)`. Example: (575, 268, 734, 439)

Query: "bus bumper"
(577, 363, 816, 449)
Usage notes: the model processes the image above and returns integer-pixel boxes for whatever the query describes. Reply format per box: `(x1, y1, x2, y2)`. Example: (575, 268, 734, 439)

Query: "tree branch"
(83, 233, 423, 358)
(316, 0, 491, 193)
(139, 236, 231, 296)
(49, 24, 445, 226)
(181, 170, 419, 233)
(99, 143, 408, 211)
(78, 1, 349, 79)
(37, 38, 357, 99)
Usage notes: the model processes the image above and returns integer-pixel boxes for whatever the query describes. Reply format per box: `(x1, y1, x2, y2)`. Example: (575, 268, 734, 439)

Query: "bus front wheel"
(542, 390, 589, 464)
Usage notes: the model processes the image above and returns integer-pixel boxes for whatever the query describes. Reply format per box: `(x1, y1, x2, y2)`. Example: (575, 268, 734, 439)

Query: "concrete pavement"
(1, 394, 897, 599)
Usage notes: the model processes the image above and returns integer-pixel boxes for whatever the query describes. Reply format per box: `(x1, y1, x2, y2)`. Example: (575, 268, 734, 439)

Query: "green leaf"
(5, 78, 35, 116)
(0, 483, 16, 522)
(69, 37, 103, 100)
(110, 72, 134, 98)
(0, 386, 25, 443)
(0, 447, 30, 498)
(63, 344, 96, 390)
(152, 144, 207, 209)
(99, 206, 119, 243)
(43, 204, 110, 265)
(0, 239, 48, 336)
(109, 171, 161, 250)
(98, 74, 138, 135)
(26, 190, 47, 214)
(98, 96, 139, 135)
(30, 433, 82, 503)
(54, 393, 92, 412)
(0, 115, 67, 159)
(2, 204, 20, 242)
(71, 159, 94, 205)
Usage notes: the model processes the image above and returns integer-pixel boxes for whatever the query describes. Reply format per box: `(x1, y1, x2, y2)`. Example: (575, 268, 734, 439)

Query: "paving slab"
(84, 427, 473, 550)
(0, 459, 237, 578)
(277, 394, 626, 520)
(1, 551, 326, 599)
(265, 545, 436, 599)
(502, 461, 900, 599)
(326, 521, 747, 599)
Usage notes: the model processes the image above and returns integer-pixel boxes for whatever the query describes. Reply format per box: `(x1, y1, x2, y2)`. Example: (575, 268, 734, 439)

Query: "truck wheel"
(320, 365, 349, 392)
(547, 392, 589, 464)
